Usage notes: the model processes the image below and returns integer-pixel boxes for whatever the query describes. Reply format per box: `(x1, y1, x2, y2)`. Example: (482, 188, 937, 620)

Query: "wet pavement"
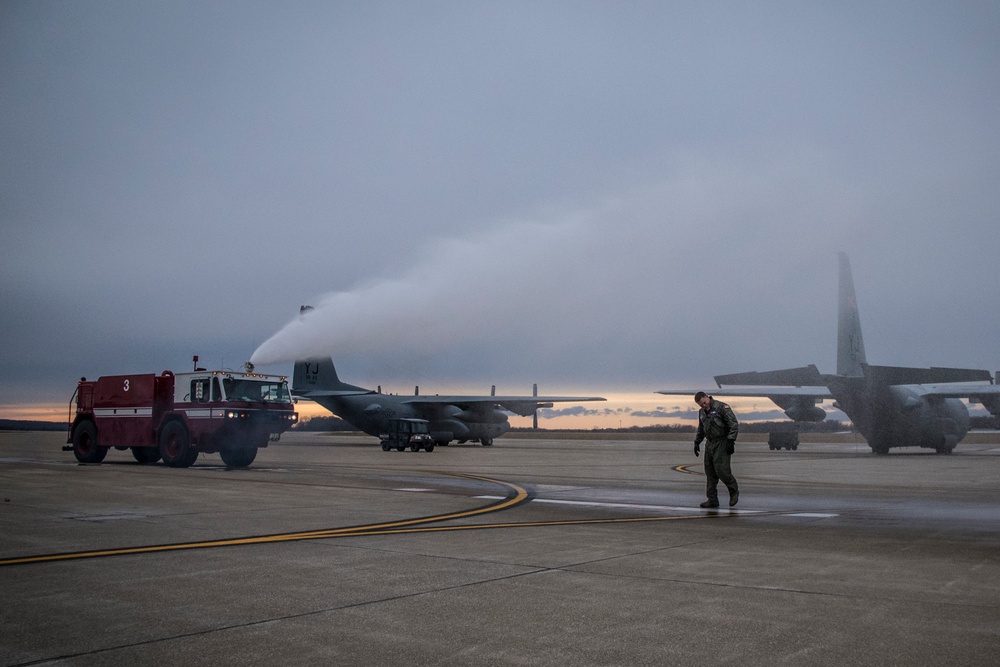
(2, 430, 999, 665)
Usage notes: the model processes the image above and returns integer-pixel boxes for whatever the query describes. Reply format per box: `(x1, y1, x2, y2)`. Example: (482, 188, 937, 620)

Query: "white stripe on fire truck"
(92, 408, 153, 417)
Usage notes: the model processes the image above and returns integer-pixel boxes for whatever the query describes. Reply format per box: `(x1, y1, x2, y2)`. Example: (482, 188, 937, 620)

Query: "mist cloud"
(250, 149, 863, 386)
(251, 216, 584, 365)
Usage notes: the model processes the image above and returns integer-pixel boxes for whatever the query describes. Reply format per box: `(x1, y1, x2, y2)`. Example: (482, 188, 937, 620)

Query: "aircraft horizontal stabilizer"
(715, 365, 824, 387)
(656, 386, 831, 399)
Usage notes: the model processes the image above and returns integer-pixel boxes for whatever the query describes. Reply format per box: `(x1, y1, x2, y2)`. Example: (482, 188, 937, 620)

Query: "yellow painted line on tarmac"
(0, 472, 529, 567)
(672, 464, 703, 475)
(319, 511, 742, 537)
(1, 470, 765, 568)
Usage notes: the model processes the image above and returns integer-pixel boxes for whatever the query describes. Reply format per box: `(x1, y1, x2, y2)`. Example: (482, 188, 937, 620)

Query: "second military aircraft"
(293, 356, 604, 446)
(658, 253, 1000, 454)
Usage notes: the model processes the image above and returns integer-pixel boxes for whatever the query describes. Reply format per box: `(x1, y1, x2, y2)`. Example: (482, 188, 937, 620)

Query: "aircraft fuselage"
(830, 380, 970, 454)
(314, 394, 511, 444)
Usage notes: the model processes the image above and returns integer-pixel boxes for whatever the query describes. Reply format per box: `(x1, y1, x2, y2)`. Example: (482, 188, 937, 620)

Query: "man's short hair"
(694, 391, 708, 402)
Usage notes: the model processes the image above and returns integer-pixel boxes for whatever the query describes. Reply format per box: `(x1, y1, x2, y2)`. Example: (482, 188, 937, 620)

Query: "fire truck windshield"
(222, 378, 293, 404)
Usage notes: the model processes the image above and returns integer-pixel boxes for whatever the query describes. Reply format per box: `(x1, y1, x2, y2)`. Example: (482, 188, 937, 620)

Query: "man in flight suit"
(694, 391, 740, 508)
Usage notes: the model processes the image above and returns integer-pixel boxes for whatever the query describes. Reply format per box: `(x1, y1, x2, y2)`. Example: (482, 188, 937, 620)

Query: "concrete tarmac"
(2, 430, 999, 666)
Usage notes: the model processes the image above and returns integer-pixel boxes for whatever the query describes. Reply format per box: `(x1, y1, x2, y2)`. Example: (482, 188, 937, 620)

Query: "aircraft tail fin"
(292, 357, 369, 396)
(837, 252, 867, 377)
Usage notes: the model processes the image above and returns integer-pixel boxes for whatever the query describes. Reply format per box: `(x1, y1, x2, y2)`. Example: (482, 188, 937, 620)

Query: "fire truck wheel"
(220, 446, 257, 468)
(159, 421, 195, 468)
(72, 420, 108, 464)
(131, 447, 161, 464)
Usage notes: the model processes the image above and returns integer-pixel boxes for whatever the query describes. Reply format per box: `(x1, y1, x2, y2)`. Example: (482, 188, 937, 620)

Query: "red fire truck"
(66, 363, 297, 468)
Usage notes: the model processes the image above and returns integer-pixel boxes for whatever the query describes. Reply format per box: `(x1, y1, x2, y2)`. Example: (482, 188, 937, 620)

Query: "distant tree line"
(0, 420, 67, 432)
(0, 417, 358, 433)
(292, 415, 356, 432)
(512, 420, 854, 434)
(971, 415, 1000, 430)
(290, 419, 861, 435)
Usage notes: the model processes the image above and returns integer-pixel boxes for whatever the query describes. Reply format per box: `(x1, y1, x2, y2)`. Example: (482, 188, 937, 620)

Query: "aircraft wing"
(900, 382, 1000, 401)
(296, 389, 377, 398)
(863, 365, 993, 385)
(656, 384, 833, 422)
(658, 365, 832, 400)
(403, 395, 605, 417)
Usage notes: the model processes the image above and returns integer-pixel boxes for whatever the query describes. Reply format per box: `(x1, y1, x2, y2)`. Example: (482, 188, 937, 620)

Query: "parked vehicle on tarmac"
(380, 418, 435, 452)
(66, 359, 297, 468)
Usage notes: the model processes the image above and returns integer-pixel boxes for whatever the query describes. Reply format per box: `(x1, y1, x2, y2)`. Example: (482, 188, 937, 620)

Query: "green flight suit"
(695, 398, 739, 504)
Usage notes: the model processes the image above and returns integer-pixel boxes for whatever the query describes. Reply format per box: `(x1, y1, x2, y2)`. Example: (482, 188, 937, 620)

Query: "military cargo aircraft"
(658, 253, 1000, 454)
(293, 357, 605, 446)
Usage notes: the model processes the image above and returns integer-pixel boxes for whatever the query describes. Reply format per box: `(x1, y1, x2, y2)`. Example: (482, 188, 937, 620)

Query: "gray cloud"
(2, 2, 998, 413)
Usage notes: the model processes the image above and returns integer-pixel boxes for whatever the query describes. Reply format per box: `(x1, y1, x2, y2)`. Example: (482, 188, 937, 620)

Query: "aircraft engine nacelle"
(437, 405, 463, 419)
(782, 405, 827, 422)
(771, 395, 826, 422)
(435, 419, 469, 439)
(454, 408, 509, 425)
(501, 401, 537, 417)
(431, 418, 512, 442)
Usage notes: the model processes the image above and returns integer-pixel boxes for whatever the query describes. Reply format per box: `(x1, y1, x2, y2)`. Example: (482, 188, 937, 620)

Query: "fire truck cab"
(67, 365, 297, 468)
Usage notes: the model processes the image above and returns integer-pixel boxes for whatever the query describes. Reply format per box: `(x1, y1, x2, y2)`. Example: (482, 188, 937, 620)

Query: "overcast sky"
(2, 1, 999, 419)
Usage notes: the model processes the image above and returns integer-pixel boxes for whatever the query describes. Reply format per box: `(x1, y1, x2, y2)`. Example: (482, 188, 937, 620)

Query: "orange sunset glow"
(2, 394, 801, 431)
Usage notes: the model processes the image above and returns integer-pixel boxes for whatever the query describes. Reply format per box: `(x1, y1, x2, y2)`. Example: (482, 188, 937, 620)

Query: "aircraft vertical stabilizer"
(292, 357, 369, 395)
(837, 252, 867, 377)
